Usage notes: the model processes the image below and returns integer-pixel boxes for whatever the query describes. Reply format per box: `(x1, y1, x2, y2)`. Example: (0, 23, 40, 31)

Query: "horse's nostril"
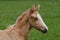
(45, 29, 48, 32)
(42, 29, 48, 33)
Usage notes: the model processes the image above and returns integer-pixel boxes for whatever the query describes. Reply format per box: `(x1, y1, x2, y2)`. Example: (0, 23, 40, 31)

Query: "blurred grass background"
(0, 0, 60, 40)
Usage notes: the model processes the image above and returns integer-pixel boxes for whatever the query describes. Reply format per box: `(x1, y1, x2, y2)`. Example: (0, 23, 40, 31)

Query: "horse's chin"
(33, 26, 48, 33)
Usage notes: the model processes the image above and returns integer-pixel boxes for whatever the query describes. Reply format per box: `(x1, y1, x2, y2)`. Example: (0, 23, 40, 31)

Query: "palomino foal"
(0, 4, 48, 40)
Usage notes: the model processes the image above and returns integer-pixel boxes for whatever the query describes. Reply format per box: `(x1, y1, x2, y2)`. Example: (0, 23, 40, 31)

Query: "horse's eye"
(31, 16, 38, 20)
(35, 18, 38, 20)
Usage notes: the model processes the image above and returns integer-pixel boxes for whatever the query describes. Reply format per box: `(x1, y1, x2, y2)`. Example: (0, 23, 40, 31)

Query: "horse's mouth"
(36, 28, 48, 33)
(41, 29, 48, 33)
(34, 27, 48, 33)
(33, 26, 48, 33)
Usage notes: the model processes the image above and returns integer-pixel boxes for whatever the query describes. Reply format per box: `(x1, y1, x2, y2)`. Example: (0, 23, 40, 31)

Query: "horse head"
(29, 4, 48, 33)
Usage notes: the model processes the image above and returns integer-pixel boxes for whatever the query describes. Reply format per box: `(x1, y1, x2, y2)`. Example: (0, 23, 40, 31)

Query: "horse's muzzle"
(42, 29, 48, 33)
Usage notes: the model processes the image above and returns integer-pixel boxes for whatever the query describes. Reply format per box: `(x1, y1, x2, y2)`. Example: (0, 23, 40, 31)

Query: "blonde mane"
(7, 9, 31, 29)
(14, 9, 31, 27)
(7, 24, 15, 29)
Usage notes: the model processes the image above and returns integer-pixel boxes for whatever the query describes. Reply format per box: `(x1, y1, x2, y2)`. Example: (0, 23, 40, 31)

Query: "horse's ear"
(30, 4, 35, 13)
(32, 4, 35, 8)
(36, 4, 40, 11)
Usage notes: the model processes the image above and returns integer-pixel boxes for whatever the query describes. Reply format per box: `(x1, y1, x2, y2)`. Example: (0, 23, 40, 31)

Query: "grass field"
(0, 0, 60, 40)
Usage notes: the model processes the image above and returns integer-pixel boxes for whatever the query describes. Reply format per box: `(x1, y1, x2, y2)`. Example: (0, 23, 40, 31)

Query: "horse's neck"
(14, 22, 31, 40)
(13, 12, 31, 40)
(14, 23, 30, 40)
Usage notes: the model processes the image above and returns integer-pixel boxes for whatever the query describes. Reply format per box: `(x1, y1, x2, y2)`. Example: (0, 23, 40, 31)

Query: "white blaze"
(37, 13, 48, 30)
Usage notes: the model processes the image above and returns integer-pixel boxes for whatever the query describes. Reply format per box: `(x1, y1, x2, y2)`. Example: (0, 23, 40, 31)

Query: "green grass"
(0, 0, 60, 40)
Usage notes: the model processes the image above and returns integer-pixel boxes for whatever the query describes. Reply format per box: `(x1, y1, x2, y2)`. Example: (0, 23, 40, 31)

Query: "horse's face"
(29, 4, 48, 33)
